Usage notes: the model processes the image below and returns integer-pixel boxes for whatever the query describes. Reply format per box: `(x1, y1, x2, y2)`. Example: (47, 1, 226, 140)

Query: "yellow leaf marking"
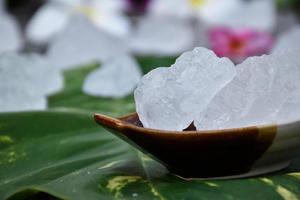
(260, 178, 274, 186)
(288, 172, 300, 180)
(0, 135, 13, 145)
(98, 161, 121, 170)
(107, 176, 142, 199)
(204, 181, 219, 187)
(276, 185, 298, 200)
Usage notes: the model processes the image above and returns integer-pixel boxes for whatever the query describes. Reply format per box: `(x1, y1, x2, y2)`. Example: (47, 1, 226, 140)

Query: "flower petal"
(0, 53, 64, 112)
(83, 54, 142, 98)
(89, 0, 130, 37)
(149, 0, 192, 19)
(92, 13, 131, 38)
(0, 88, 47, 112)
(197, 0, 242, 26)
(208, 0, 276, 32)
(51, 0, 84, 6)
(26, 2, 70, 43)
(0, 53, 64, 96)
(0, 13, 22, 53)
(47, 15, 129, 70)
(273, 26, 300, 53)
(130, 15, 195, 56)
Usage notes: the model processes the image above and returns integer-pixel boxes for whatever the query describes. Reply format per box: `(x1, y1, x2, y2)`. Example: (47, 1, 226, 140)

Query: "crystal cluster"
(134, 47, 236, 131)
(135, 47, 300, 131)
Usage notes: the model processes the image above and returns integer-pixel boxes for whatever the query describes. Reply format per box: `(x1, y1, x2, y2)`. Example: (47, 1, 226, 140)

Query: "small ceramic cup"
(94, 113, 300, 179)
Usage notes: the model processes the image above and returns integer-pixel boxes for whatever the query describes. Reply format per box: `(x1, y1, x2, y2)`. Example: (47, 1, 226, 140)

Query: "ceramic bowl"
(94, 112, 300, 179)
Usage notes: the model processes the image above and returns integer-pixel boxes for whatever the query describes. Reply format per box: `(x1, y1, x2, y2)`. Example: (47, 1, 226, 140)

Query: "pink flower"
(209, 27, 274, 63)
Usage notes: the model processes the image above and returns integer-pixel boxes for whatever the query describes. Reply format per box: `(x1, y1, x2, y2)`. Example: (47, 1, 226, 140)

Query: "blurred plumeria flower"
(149, 0, 242, 24)
(26, 0, 130, 44)
(212, 0, 276, 32)
(83, 54, 142, 97)
(273, 26, 300, 53)
(47, 16, 129, 70)
(0, 0, 23, 53)
(0, 53, 63, 112)
(129, 16, 195, 56)
(131, 0, 268, 56)
(209, 27, 274, 63)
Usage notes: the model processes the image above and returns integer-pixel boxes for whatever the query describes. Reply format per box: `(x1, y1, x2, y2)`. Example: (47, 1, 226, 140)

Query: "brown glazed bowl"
(94, 112, 300, 179)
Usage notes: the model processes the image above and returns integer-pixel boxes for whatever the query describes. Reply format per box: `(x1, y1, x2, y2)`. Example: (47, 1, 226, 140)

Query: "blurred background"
(1, 0, 300, 113)
(4, 0, 300, 54)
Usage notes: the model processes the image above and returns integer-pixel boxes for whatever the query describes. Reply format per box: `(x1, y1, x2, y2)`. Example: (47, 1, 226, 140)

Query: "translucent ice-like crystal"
(195, 50, 300, 130)
(83, 54, 142, 97)
(47, 16, 129, 70)
(134, 47, 236, 131)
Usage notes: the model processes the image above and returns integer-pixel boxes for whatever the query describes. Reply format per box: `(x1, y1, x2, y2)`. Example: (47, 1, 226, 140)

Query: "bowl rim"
(94, 112, 300, 136)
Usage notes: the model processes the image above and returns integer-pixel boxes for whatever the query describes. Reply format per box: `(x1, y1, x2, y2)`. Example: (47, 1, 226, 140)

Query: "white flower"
(129, 15, 195, 56)
(0, 53, 64, 112)
(273, 26, 300, 53)
(0, 2, 22, 53)
(149, 0, 241, 23)
(83, 54, 142, 98)
(149, 0, 192, 19)
(212, 0, 276, 32)
(149, 0, 276, 32)
(47, 16, 129, 70)
(26, 0, 130, 44)
(134, 0, 242, 55)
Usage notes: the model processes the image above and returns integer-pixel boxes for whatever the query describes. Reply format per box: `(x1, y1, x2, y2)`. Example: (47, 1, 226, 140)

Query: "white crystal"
(135, 47, 236, 131)
(273, 26, 300, 53)
(0, 53, 64, 97)
(129, 16, 195, 56)
(83, 54, 142, 97)
(275, 92, 300, 124)
(195, 50, 300, 130)
(47, 15, 129, 70)
(0, 13, 22, 53)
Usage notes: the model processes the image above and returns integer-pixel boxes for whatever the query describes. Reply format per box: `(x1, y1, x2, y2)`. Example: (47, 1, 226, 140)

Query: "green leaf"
(2, 56, 300, 199)
(48, 56, 176, 117)
(48, 64, 135, 117)
(1, 110, 300, 200)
